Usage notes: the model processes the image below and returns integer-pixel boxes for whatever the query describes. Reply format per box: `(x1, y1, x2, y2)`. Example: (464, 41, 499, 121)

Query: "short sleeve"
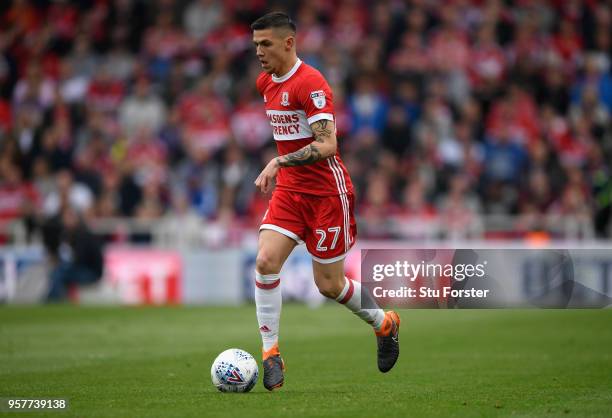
(297, 73, 335, 125)
(255, 72, 266, 96)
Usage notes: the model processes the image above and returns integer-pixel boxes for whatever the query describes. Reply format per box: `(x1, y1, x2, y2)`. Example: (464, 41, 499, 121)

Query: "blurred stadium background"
(0, 0, 611, 305)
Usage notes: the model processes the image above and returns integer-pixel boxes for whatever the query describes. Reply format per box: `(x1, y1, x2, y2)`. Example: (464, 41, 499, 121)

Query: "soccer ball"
(211, 348, 259, 393)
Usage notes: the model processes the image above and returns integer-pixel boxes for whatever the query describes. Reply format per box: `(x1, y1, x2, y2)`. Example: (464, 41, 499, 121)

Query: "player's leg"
(312, 258, 387, 328)
(307, 192, 386, 328)
(255, 229, 296, 352)
(255, 229, 296, 390)
(257, 190, 307, 390)
(307, 191, 400, 372)
(312, 258, 401, 372)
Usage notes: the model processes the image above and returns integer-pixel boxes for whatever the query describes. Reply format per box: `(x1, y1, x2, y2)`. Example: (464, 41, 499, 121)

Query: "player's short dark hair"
(251, 12, 296, 34)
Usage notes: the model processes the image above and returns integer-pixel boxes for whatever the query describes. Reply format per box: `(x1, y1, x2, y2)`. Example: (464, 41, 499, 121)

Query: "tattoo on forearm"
(277, 144, 323, 167)
(276, 119, 334, 167)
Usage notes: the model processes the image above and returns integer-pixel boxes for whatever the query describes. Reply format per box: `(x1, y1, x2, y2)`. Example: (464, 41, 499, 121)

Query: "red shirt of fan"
(256, 59, 353, 196)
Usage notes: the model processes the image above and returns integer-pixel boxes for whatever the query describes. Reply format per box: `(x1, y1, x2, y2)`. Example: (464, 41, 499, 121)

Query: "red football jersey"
(256, 58, 354, 196)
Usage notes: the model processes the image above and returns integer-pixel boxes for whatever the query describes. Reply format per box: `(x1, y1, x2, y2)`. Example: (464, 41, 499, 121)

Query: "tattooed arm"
(255, 119, 337, 193)
(276, 119, 337, 167)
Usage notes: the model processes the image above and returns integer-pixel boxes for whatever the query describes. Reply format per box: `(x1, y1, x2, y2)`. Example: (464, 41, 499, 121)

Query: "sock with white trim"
(255, 271, 282, 351)
(336, 277, 385, 330)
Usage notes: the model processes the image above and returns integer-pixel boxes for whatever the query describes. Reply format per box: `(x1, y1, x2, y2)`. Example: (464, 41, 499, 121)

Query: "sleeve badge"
(310, 90, 326, 109)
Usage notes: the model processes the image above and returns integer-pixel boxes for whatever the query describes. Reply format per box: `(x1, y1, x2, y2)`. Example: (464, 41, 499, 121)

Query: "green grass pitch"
(1, 305, 611, 417)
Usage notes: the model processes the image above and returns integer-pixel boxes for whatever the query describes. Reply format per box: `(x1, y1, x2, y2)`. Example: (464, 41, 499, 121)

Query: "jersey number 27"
(315, 227, 341, 251)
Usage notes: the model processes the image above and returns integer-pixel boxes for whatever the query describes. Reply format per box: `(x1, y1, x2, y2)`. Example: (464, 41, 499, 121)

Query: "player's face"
(253, 28, 293, 75)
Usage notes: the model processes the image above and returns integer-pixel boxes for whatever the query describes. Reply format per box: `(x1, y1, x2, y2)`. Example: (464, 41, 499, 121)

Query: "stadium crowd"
(0, 0, 611, 245)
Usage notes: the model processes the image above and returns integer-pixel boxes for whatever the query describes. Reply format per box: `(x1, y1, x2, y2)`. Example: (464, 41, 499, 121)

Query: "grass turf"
(0, 305, 611, 418)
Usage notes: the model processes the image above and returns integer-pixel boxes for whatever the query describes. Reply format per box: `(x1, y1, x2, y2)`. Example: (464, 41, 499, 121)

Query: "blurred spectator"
(392, 80, 420, 126)
(43, 206, 103, 301)
(348, 75, 388, 136)
(42, 169, 94, 217)
(134, 178, 165, 219)
(12, 108, 40, 175)
(518, 169, 554, 215)
(144, 13, 190, 81)
(388, 31, 429, 77)
(486, 84, 539, 145)
(104, 40, 136, 82)
(173, 146, 219, 218)
(105, 0, 148, 53)
(395, 179, 438, 240)
(569, 85, 609, 134)
(156, 188, 206, 249)
(414, 79, 453, 142)
(183, 0, 223, 40)
(67, 34, 99, 80)
(547, 183, 595, 239)
(483, 126, 528, 185)
(200, 7, 250, 57)
(46, 0, 79, 52)
(219, 142, 258, 216)
(38, 116, 74, 172)
(125, 127, 168, 188)
(86, 64, 125, 114)
(230, 87, 269, 151)
(382, 104, 412, 157)
(551, 18, 583, 73)
(536, 62, 571, 115)
(437, 174, 483, 240)
(3, 0, 42, 35)
(319, 46, 350, 87)
(524, 139, 564, 194)
(428, 6, 470, 74)
(13, 61, 55, 112)
(177, 76, 230, 153)
(58, 59, 89, 105)
(119, 76, 167, 137)
(0, 159, 38, 240)
(358, 172, 399, 239)
(295, 5, 325, 66)
(469, 23, 506, 99)
(31, 157, 54, 201)
(331, 0, 367, 53)
(571, 53, 612, 111)
(437, 120, 484, 180)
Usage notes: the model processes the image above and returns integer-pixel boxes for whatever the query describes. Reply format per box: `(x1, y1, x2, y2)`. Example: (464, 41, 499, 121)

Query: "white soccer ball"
(211, 348, 259, 393)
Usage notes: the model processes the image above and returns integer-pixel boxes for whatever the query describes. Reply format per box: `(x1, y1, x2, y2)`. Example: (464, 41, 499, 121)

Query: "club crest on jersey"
(310, 90, 326, 109)
(280, 91, 290, 106)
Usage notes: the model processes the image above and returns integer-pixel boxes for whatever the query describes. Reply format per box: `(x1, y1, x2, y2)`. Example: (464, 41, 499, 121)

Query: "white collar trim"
(272, 58, 302, 83)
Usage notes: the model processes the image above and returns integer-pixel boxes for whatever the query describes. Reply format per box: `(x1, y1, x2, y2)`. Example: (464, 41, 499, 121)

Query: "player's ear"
(284, 35, 295, 51)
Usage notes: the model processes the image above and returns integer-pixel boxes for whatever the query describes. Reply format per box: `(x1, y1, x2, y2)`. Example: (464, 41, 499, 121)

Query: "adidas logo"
(259, 325, 271, 332)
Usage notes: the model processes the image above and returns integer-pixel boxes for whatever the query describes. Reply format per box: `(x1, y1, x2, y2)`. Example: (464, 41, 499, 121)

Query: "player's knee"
(255, 251, 282, 275)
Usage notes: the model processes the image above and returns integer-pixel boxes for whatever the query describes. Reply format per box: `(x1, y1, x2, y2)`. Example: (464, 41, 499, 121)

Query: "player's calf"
(332, 276, 401, 372)
(255, 272, 281, 352)
(334, 276, 386, 329)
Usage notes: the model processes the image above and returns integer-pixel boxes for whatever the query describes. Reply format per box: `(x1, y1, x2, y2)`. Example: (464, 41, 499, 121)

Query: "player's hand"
(255, 158, 280, 194)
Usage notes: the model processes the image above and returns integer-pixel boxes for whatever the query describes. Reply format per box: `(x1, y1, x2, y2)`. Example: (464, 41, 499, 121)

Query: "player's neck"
(274, 55, 299, 79)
